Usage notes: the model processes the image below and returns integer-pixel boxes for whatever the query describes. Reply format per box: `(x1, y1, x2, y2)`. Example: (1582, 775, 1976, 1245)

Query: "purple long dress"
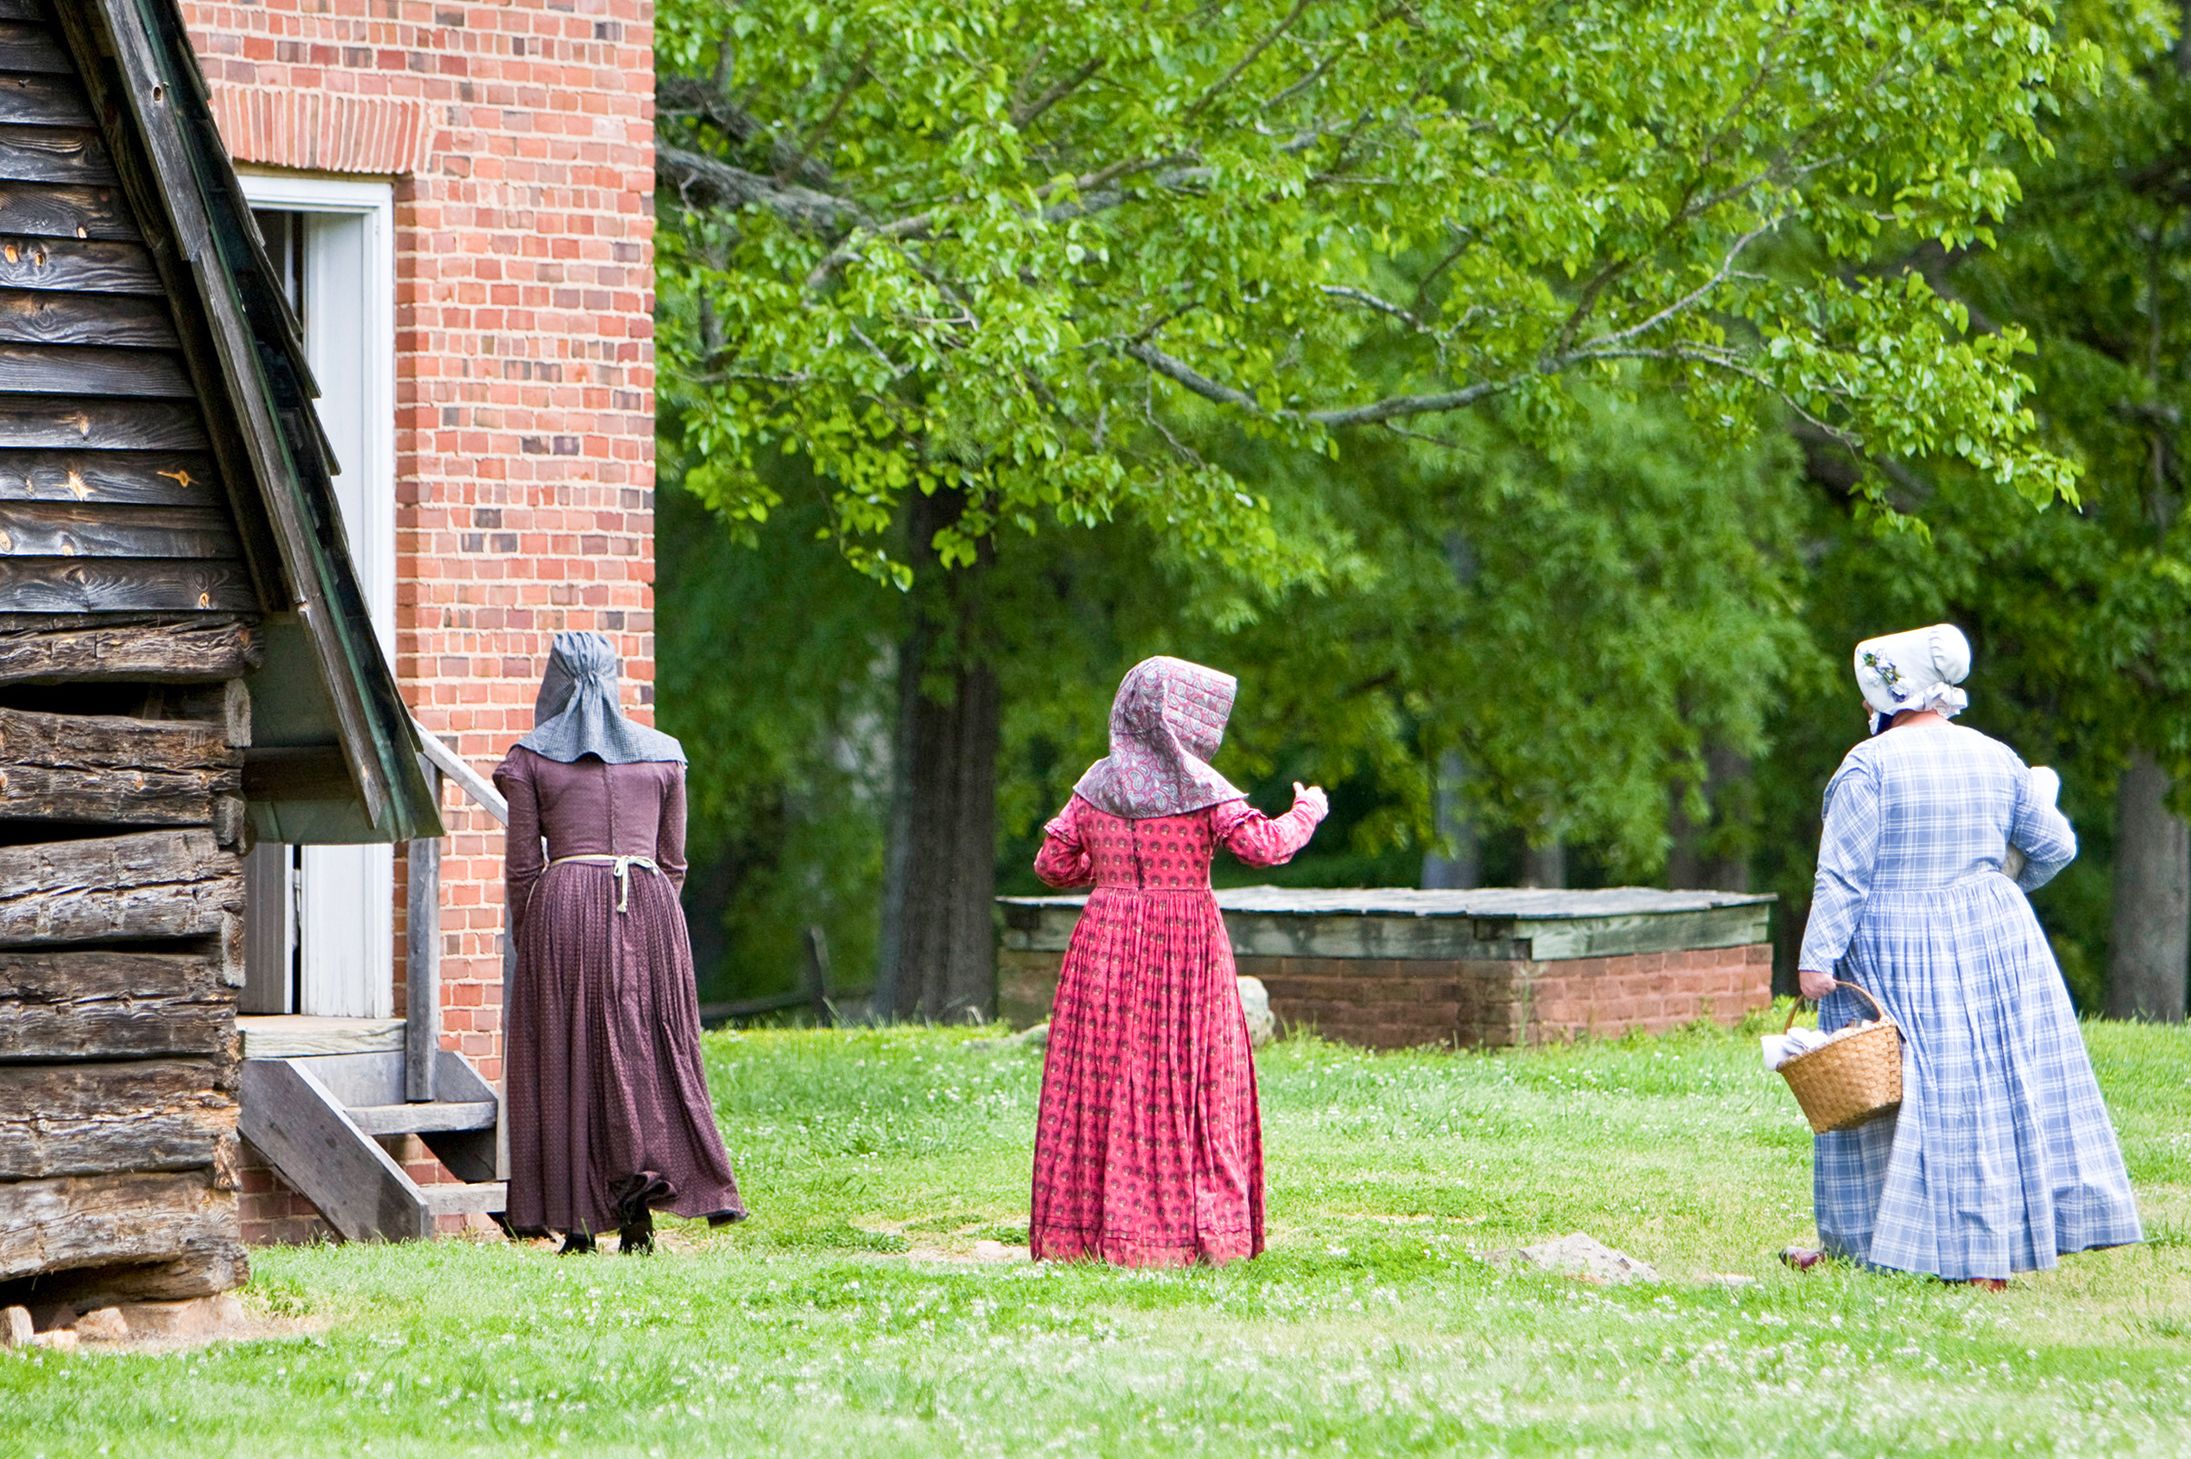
(494, 745, 746, 1236)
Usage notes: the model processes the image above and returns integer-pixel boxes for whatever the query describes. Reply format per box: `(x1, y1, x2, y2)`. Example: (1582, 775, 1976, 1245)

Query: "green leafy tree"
(1750, 0, 2191, 1017)
(656, 0, 2088, 1017)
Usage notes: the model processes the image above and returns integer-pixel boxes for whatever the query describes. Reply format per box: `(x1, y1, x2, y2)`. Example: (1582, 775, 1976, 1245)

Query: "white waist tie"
(546, 853, 660, 913)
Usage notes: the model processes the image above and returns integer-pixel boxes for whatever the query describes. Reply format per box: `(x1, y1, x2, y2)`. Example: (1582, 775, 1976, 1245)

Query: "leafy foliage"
(657, 0, 2084, 592)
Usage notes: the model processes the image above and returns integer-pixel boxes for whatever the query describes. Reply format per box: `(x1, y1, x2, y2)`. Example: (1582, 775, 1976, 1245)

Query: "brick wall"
(1000, 944, 1774, 1051)
(180, 0, 658, 1241)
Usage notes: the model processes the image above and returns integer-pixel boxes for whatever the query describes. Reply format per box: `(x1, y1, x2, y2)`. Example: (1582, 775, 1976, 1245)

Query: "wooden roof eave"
(56, 0, 439, 843)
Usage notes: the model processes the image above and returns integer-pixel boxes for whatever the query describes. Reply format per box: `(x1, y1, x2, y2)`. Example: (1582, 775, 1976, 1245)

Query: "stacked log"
(0, 613, 252, 1307)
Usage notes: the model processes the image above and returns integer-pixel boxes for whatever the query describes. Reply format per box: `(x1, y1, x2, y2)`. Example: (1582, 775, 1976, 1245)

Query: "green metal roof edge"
(89, 0, 442, 842)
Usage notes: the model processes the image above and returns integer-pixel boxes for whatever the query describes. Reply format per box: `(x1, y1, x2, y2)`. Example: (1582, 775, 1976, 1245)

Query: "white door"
(243, 177, 399, 1018)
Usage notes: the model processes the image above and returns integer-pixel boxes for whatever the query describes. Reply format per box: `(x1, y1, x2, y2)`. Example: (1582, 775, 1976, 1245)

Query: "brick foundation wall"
(1000, 944, 1774, 1051)
(239, 1138, 478, 1246)
(186, 0, 657, 1243)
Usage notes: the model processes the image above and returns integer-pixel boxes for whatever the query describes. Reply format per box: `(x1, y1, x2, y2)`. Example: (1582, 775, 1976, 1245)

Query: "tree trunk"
(872, 492, 1002, 1023)
(1667, 745, 1753, 892)
(1521, 834, 1567, 889)
(1421, 750, 1481, 889)
(2106, 751, 2189, 1022)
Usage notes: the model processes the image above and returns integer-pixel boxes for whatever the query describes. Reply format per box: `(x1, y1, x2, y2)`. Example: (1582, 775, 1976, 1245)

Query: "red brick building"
(176, 0, 658, 1241)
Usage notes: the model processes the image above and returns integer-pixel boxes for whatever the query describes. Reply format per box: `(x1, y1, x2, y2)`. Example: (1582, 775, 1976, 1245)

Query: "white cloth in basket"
(1762, 1020, 1881, 1072)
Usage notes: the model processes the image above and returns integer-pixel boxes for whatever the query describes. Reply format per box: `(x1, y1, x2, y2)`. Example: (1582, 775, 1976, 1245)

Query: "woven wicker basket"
(1778, 981, 1903, 1134)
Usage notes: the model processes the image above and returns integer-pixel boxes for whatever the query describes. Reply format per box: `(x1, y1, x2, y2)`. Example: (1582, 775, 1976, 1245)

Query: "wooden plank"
(239, 1058, 429, 1241)
(419, 1181, 506, 1218)
(235, 1016, 403, 1059)
(0, 236, 160, 294)
(0, 556, 255, 612)
(0, 771, 241, 826)
(348, 1101, 496, 1137)
(0, 23, 71, 75)
(21, 1239, 246, 1307)
(0, 288, 175, 347)
(0, 612, 254, 682)
(0, 701, 244, 828)
(0, 26, 65, 76)
(0, 1060, 236, 1179)
(0, 182, 139, 241)
(0, 1169, 238, 1284)
(0, 337, 183, 402)
(405, 785, 440, 1102)
(0, 946, 230, 1060)
(0, 828, 242, 946)
(0, 500, 237, 559)
(0, 397, 207, 450)
(0, 72, 89, 127)
(0, 450, 216, 505)
(0, 4, 47, 24)
(416, 726, 506, 824)
(0, 702, 240, 769)
(0, 124, 114, 184)
(421, 1048, 503, 1182)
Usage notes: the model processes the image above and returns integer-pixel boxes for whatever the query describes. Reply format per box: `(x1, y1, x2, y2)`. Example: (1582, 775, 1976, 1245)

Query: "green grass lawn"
(5, 1014, 2190, 1458)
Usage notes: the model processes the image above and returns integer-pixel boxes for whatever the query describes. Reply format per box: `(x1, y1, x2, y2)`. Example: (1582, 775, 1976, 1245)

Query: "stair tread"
(346, 1099, 498, 1136)
(420, 1180, 508, 1217)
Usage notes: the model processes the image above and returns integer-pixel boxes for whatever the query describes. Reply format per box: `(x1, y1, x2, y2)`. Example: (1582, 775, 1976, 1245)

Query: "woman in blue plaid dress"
(1790, 625, 2142, 1284)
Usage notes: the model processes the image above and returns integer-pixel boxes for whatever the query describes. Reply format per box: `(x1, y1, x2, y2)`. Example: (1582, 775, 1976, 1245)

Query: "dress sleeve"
(1210, 794, 1326, 869)
(1796, 754, 1881, 973)
(659, 764, 691, 893)
(494, 749, 545, 941)
(1033, 796, 1094, 889)
(2008, 758, 2076, 893)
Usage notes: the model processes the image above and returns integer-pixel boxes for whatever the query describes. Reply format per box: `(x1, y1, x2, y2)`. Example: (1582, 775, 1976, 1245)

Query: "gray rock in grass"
(1489, 1232, 1660, 1285)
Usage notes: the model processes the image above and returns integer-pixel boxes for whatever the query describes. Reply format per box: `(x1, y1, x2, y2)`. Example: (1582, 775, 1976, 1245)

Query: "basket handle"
(1783, 978, 1889, 1033)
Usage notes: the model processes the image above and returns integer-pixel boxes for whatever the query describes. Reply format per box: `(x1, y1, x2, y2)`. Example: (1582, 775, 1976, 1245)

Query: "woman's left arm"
(1214, 784, 1328, 868)
(658, 765, 691, 894)
(2008, 759, 2076, 892)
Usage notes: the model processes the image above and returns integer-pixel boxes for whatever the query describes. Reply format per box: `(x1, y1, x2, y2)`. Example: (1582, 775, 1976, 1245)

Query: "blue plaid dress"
(1797, 723, 2143, 1280)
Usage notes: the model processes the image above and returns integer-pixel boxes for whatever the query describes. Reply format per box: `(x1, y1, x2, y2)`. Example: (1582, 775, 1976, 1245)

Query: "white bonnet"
(1854, 624, 1971, 722)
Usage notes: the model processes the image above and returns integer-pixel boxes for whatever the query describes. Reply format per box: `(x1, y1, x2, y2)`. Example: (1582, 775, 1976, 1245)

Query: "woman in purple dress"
(495, 631, 746, 1253)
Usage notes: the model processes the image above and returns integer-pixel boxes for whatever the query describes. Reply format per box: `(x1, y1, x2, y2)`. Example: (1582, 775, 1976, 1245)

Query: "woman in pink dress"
(1029, 656, 1328, 1267)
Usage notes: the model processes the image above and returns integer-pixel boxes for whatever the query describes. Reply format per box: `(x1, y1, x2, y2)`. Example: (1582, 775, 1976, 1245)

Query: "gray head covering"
(516, 631, 685, 765)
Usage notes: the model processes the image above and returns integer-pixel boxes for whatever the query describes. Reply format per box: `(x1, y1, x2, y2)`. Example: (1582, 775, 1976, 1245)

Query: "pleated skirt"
(1030, 886, 1263, 1266)
(1817, 874, 2141, 1279)
(505, 861, 746, 1236)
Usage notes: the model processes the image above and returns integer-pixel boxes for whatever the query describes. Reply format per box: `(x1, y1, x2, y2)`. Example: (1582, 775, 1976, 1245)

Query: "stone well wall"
(998, 888, 1776, 1051)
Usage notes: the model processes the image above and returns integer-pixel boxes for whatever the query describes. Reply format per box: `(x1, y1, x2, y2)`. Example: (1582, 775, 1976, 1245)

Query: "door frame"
(238, 171, 397, 655)
(238, 171, 401, 1018)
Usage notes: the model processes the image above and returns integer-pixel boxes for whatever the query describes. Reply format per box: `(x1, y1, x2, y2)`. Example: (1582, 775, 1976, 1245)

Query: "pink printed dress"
(1029, 791, 1323, 1266)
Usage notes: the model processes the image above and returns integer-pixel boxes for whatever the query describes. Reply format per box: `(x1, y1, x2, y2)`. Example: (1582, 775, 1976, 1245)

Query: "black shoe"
(559, 1231, 596, 1255)
(618, 1209, 655, 1255)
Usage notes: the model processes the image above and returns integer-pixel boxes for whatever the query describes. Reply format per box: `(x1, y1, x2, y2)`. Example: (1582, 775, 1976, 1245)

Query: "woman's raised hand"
(1293, 782, 1329, 820)
(1798, 969, 1838, 1001)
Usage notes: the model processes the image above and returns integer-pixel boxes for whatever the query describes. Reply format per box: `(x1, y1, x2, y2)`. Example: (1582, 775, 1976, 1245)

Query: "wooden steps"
(238, 1046, 504, 1241)
(345, 1100, 496, 1137)
(421, 1181, 507, 1218)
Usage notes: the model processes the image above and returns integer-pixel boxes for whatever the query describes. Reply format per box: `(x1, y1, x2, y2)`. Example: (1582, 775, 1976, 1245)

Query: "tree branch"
(657, 146, 866, 231)
(1183, 0, 1315, 121)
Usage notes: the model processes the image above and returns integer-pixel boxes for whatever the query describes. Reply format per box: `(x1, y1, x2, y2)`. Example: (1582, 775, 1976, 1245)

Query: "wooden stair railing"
(407, 724, 508, 1102)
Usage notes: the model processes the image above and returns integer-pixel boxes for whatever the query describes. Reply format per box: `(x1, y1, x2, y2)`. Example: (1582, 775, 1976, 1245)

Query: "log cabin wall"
(0, 1, 260, 1307)
(0, 617, 257, 1307)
